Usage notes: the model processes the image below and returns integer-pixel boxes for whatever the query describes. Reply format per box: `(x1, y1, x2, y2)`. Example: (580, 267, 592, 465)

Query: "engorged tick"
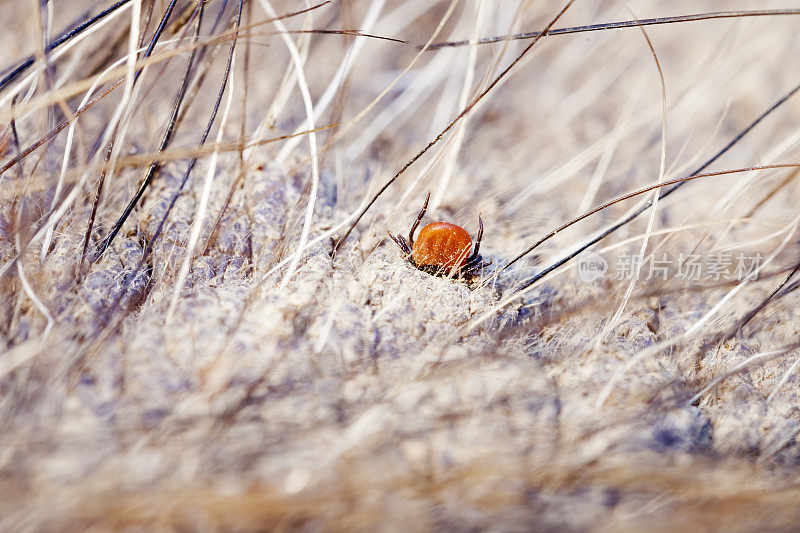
(389, 193, 489, 279)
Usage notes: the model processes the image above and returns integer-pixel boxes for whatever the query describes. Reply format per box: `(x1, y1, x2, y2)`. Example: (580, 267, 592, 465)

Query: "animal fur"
(2, 0, 800, 530)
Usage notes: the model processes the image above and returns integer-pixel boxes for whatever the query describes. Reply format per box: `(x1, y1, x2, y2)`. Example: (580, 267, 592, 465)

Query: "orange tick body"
(412, 222, 472, 272)
(390, 193, 488, 279)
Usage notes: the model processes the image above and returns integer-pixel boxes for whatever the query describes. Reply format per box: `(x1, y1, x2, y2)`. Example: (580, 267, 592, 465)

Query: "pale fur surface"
(2, 0, 800, 530)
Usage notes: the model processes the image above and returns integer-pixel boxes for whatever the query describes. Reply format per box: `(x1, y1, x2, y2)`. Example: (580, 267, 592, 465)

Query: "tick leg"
(388, 233, 411, 256)
(462, 254, 491, 271)
(466, 214, 483, 263)
(461, 259, 492, 278)
(462, 257, 478, 270)
(408, 192, 430, 247)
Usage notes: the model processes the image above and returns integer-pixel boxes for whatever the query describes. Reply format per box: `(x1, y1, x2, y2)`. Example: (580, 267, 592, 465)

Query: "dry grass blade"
(423, 9, 800, 50)
(0, 0, 133, 91)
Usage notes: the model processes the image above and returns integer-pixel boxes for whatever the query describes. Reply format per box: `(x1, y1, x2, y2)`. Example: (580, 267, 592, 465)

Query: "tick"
(389, 193, 488, 279)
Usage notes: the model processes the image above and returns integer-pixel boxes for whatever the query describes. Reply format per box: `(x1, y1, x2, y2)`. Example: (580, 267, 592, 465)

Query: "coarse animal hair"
(2, 0, 800, 530)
